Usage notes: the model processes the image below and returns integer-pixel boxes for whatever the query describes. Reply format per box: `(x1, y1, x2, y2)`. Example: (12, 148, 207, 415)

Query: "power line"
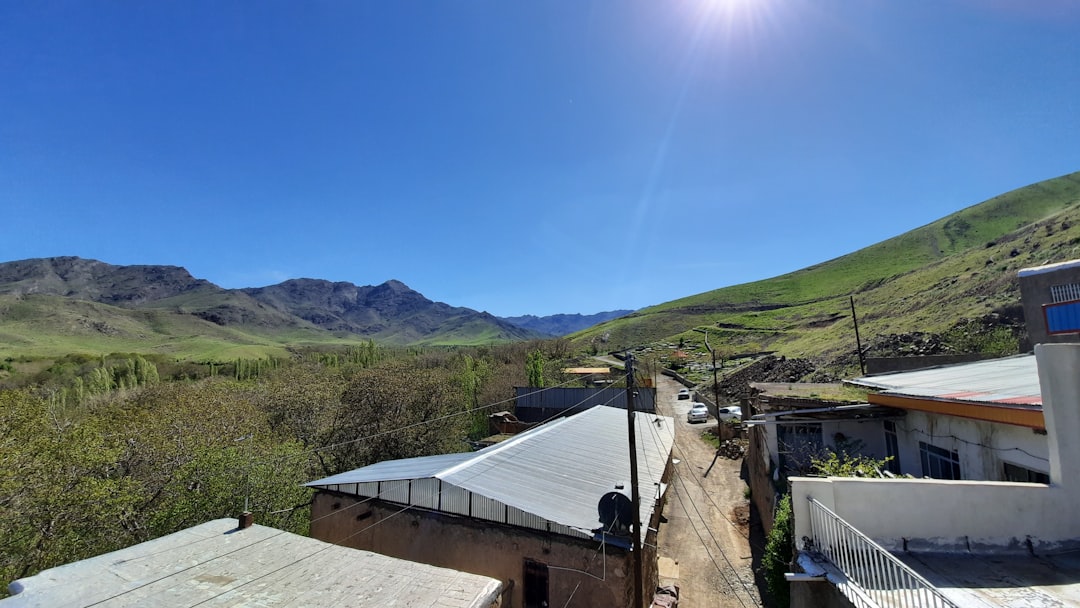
(669, 477, 753, 608)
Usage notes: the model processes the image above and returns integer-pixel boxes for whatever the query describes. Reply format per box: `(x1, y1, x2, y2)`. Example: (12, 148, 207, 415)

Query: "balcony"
(796, 497, 957, 608)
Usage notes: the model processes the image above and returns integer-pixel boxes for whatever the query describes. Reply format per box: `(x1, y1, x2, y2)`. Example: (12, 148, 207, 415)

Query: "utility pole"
(701, 330, 723, 441)
(696, 329, 726, 478)
(850, 296, 866, 375)
(625, 353, 644, 608)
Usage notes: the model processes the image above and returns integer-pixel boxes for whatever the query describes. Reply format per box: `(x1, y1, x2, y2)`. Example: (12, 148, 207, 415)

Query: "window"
(1003, 462, 1050, 484)
(883, 421, 901, 475)
(778, 423, 823, 474)
(1051, 283, 1080, 303)
(523, 559, 549, 608)
(919, 441, 961, 479)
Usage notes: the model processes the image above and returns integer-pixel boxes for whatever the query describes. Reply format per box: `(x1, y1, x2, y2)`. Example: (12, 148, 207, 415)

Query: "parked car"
(677, 388, 691, 400)
(686, 403, 709, 423)
(717, 406, 743, 421)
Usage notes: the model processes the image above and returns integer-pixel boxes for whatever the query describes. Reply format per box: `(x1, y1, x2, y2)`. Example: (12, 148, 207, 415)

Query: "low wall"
(865, 354, 992, 375)
(790, 476, 1076, 553)
(660, 368, 695, 388)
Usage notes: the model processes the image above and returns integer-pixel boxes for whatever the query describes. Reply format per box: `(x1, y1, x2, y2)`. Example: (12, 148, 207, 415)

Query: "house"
(787, 344, 1080, 607)
(780, 259, 1080, 607)
(1, 517, 502, 608)
(848, 354, 1047, 482)
(306, 405, 675, 608)
(749, 355, 1047, 486)
(513, 386, 656, 422)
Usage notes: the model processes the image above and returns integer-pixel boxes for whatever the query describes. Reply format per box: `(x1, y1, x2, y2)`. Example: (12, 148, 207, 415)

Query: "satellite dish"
(597, 486, 633, 536)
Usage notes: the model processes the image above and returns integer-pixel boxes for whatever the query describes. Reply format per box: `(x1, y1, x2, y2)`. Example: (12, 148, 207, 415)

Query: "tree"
(324, 360, 468, 475)
(0, 390, 141, 584)
(763, 494, 793, 608)
(526, 349, 545, 388)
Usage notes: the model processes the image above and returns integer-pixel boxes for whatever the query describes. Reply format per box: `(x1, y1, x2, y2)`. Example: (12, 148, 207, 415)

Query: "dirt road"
(652, 373, 762, 608)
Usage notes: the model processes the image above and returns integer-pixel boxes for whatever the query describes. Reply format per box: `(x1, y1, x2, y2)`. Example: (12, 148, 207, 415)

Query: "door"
(523, 558, 549, 608)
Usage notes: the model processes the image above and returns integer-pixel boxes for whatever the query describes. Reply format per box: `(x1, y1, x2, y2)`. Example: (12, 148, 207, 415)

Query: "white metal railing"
(806, 498, 958, 608)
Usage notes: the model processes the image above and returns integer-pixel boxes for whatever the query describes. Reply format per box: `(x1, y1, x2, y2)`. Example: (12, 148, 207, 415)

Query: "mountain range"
(4, 170, 1080, 366)
(500, 311, 633, 337)
(0, 257, 557, 357)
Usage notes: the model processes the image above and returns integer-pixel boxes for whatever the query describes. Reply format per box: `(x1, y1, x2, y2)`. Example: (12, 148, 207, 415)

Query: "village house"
(0, 517, 502, 608)
(777, 259, 1080, 607)
(306, 405, 674, 608)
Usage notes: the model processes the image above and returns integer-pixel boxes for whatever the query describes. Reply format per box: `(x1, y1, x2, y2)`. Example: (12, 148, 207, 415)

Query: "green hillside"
(573, 171, 1080, 370)
(0, 294, 362, 361)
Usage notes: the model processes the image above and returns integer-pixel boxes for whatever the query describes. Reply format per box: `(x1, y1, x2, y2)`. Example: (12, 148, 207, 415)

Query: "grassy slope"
(0, 297, 530, 360)
(0, 295, 364, 360)
(573, 171, 1080, 365)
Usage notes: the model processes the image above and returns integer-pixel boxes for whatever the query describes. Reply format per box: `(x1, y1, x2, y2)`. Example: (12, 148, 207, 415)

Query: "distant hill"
(0, 258, 541, 359)
(500, 310, 633, 336)
(572, 170, 1080, 374)
(243, 279, 538, 345)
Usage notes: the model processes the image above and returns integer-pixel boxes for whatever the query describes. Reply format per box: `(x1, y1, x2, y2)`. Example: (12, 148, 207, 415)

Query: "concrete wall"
(1019, 263, 1080, 346)
(311, 492, 639, 608)
(889, 410, 1048, 480)
(791, 580, 858, 608)
(790, 344, 1080, 555)
(746, 425, 779, 532)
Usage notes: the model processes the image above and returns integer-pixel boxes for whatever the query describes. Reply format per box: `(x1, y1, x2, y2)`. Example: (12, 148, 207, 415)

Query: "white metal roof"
(307, 405, 675, 542)
(1, 519, 502, 608)
(849, 354, 1041, 406)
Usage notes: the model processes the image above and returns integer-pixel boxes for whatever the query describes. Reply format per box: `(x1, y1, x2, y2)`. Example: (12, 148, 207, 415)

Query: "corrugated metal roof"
(1, 519, 502, 608)
(308, 451, 474, 486)
(307, 405, 675, 542)
(849, 354, 1041, 407)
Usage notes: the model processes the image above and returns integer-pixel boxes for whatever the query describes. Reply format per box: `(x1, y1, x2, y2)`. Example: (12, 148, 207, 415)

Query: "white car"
(686, 403, 709, 423)
(717, 406, 743, 421)
(677, 388, 691, 400)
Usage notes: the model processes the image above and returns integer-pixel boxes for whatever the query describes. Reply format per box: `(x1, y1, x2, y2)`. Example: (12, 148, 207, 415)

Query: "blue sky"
(3, 1, 1080, 317)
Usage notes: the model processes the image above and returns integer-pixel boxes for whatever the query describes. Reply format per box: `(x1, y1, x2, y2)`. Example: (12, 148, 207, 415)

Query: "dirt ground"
(652, 373, 763, 608)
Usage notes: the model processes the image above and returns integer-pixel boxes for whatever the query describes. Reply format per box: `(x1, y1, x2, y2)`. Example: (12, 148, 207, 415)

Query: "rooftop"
(900, 550, 1080, 607)
(2, 519, 502, 608)
(308, 405, 675, 544)
(849, 354, 1040, 407)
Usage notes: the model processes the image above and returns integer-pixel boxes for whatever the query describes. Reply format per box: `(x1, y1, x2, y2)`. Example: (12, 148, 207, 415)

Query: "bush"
(763, 494, 793, 608)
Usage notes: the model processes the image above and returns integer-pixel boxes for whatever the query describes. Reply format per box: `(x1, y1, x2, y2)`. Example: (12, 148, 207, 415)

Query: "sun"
(684, 0, 783, 48)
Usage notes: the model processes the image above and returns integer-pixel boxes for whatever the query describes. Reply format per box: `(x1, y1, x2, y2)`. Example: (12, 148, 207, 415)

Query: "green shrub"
(763, 494, 793, 608)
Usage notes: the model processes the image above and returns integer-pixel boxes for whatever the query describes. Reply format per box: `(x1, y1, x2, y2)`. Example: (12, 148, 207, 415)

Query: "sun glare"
(685, 0, 786, 55)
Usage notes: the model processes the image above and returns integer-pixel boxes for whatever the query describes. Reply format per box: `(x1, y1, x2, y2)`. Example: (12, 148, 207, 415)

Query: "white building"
(787, 344, 1080, 607)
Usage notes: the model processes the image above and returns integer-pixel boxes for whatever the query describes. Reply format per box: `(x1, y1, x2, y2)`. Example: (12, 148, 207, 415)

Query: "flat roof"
(899, 550, 1080, 607)
(2, 519, 502, 608)
(849, 354, 1040, 407)
(1017, 258, 1080, 277)
(562, 367, 611, 374)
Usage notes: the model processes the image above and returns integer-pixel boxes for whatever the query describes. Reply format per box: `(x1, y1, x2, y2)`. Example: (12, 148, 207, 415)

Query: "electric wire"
(93, 366, 654, 606)
(893, 421, 1050, 463)
(668, 480, 752, 608)
(643, 378, 758, 606)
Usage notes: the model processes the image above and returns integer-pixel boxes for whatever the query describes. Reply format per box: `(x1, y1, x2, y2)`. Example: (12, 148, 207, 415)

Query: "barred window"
(1050, 283, 1080, 303)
